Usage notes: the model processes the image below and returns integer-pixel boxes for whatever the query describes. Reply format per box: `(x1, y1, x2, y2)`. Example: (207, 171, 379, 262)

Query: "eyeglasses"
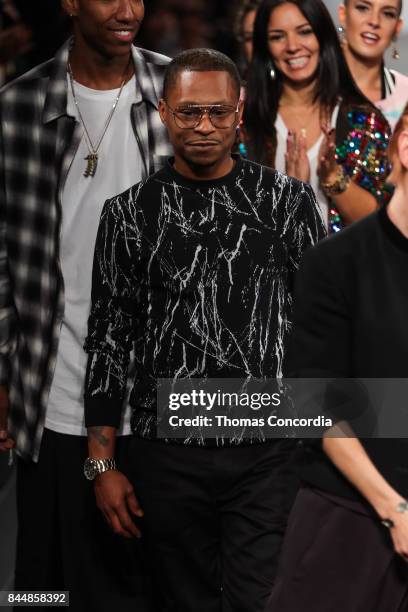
(166, 103, 240, 129)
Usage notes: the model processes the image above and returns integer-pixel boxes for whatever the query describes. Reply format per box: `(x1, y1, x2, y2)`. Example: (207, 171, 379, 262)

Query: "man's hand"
(87, 425, 142, 537)
(94, 469, 143, 539)
(0, 385, 14, 451)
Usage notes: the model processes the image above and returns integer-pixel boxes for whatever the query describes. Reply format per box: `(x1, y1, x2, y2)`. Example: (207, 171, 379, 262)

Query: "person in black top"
(267, 104, 408, 611)
(83, 49, 325, 611)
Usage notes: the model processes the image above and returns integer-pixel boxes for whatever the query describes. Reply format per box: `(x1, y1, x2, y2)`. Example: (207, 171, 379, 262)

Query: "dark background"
(0, 0, 244, 84)
(1, 0, 403, 83)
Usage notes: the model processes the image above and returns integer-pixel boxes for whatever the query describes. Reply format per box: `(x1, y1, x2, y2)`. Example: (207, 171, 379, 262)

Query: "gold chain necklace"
(67, 59, 131, 178)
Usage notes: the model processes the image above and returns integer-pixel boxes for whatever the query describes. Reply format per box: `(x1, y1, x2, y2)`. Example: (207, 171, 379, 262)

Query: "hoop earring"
(269, 62, 276, 81)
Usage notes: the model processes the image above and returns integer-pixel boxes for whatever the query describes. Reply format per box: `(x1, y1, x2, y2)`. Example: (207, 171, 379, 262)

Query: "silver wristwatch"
(83, 457, 117, 481)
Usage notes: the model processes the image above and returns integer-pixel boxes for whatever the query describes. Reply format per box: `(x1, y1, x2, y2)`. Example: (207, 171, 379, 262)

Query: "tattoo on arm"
(89, 427, 109, 447)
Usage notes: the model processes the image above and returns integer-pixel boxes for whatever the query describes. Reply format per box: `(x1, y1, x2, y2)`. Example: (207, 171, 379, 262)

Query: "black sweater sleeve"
(288, 182, 327, 282)
(287, 240, 351, 379)
(84, 185, 145, 428)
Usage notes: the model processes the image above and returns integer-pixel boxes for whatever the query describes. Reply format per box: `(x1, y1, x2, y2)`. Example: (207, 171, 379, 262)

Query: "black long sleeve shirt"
(288, 205, 408, 499)
(84, 156, 325, 440)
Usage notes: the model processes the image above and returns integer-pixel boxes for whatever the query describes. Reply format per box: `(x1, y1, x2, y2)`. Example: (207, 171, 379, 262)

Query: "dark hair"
(234, 0, 262, 39)
(163, 48, 242, 100)
(243, 0, 376, 164)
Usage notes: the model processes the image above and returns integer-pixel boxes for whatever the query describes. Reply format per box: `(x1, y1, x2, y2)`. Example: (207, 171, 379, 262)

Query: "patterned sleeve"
(84, 184, 146, 428)
(336, 108, 392, 206)
(288, 181, 327, 277)
(0, 104, 17, 385)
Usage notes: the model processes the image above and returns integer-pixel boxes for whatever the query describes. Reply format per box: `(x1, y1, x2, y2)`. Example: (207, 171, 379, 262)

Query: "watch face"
(84, 458, 96, 481)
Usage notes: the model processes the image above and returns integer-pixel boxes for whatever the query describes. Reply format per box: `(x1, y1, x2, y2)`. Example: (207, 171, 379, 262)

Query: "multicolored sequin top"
(331, 108, 392, 233)
(240, 106, 392, 234)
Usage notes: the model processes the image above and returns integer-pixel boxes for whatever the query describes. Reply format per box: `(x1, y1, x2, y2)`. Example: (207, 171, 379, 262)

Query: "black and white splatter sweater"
(84, 156, 325, 438)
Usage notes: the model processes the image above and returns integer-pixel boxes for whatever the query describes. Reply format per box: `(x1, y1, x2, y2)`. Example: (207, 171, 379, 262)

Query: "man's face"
(159, 70, 242, 172)
(64, 0, 144, 58)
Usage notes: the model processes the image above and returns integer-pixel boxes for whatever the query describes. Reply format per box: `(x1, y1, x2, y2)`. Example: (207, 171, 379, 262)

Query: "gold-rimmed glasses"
(165, 102, 240, 129)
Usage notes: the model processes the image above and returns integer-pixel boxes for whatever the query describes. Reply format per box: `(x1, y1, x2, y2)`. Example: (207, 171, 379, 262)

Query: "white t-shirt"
(275, 105, 340, 229)
(45, 76, 142, 436)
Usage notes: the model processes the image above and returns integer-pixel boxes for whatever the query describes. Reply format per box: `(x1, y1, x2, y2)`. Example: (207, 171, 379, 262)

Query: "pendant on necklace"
(84, 153, 98, 178)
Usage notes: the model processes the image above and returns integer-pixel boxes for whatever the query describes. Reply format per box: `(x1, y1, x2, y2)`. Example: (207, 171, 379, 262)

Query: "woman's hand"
(323, 436, 408, 563)
(379, 498, 408, 562)
(317, 125, 338, 185)
(285, 130, 310, 183)
(389, 514, 408, 561)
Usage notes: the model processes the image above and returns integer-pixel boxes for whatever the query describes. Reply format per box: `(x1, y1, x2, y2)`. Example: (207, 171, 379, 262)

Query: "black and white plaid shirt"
(0, 38, 172, 460)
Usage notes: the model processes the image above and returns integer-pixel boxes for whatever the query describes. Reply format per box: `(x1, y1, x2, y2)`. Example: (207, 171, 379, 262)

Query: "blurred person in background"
(241, 0, 392, 233)
(138, 0, 237, 61)
(234, 0, 261, 75)
(12, 0, 70, 72)
(266, 101, 408, 612)
(0, 0, 32, 83)
(339, 0, 408, 130)
(139, 0, 215, 56)
(0, 0, 69, 84)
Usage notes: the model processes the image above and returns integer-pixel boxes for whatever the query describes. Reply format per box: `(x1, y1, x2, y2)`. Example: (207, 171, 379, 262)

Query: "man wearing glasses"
(83, 48, 325, 611)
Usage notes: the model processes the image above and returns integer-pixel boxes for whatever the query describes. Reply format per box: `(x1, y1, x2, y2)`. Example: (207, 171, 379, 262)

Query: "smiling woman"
(339, 0, 408, 128)
(241, 0, 392, 232)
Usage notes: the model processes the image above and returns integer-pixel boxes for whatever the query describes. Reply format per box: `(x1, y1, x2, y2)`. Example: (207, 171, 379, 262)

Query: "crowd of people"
(0, 0, 408, 611)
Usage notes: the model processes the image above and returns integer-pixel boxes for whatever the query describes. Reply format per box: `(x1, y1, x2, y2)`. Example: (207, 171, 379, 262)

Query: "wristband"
(321, 166, 350, 196)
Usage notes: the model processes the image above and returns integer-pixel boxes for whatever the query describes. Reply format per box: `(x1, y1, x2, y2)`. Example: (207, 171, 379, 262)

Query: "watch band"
(84, 457, 117, 481)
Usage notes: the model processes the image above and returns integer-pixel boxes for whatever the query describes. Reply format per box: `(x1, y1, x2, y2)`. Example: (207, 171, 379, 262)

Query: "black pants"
(15, 429, 151, 612)
(267, 487, 408, 611)
(129, 437, 298, 612)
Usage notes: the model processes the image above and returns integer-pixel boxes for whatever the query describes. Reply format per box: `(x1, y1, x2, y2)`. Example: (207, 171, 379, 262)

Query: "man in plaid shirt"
(0, 0, 171, 609)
